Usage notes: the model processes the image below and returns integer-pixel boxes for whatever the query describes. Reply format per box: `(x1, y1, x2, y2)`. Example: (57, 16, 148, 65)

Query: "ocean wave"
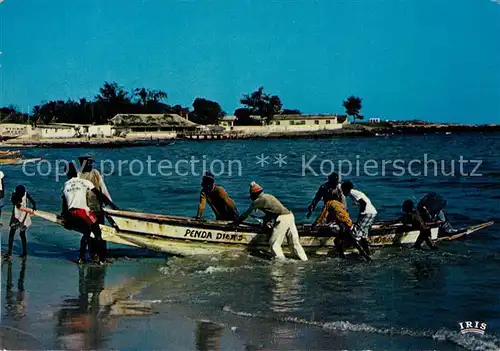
(222, 306, 500, 351)
(195, 265, 256, 274)
(158, 254, 262, 277)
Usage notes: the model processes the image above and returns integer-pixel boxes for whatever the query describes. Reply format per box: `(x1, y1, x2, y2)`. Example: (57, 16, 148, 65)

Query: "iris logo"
(458, 321, 487, 335)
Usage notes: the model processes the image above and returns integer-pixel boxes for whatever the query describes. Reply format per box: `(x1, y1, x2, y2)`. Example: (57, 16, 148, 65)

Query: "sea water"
(1, 133, 499, 350)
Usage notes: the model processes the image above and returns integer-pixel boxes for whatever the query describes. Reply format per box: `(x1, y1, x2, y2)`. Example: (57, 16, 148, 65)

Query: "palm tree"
(31, 105, 41, 127)
(134, 88, 148, 106)
(149, 90, 167, 104)
(96, 82, 129, 104)
(96, 82, 131, 121)
(343, 96, 363, 123)
(133, 88, 167, 111)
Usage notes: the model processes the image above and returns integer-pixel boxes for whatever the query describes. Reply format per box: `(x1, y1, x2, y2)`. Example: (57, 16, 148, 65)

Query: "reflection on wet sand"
(269, 262, 305, 314)
(55, 265, 156, 350)
(1, 260, 44, 350)
(4, 260, 27, 320)
(269, 262, 306, 346)
(195, 320, 224, 351)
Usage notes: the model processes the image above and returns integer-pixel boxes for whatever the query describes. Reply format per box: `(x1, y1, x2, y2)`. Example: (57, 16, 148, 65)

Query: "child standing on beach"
(4, 185, 37, 259)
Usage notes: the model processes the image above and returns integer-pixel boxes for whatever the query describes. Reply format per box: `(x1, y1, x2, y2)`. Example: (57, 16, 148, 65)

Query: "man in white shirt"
(0, 171, 4, 222)
(62, 163, 117, 264)
(341, 181, 377, 256)
(77, 155, 112, 260)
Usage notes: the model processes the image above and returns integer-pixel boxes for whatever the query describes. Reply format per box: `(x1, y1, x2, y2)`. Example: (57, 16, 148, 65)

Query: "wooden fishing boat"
(0, 150, 21, 157)
(21, 207, 494, 257)
(0, 157, 42, 165)
(102, 209, 493, 256)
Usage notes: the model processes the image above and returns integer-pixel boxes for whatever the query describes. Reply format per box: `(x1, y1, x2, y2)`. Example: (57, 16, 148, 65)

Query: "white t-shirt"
(63, 178, 95, 210)
(350, 189, 377, 215)
(0, 171, 4, 191)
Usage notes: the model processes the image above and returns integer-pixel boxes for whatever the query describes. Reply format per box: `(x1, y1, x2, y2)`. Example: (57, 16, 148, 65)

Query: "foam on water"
(222, 306, 500, 351)
(196, 265, 257, 274)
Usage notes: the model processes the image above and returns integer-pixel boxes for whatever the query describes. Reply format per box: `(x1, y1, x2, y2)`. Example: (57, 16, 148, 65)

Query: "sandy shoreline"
(0, 137, 175, 148)
(1, 123, 499, 148)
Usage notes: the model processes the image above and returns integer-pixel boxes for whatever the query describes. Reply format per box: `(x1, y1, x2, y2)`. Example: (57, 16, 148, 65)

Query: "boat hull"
(0, 157, 42, 165)
(103, 209, 490, 257)
(21, 207, 493, 258)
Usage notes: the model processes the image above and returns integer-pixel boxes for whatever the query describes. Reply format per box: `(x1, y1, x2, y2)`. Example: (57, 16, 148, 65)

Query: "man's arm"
(308, 185, 323, 211)
(234, 202, 256, 225)
(358, 199, 367, 215)
(61, 194, 69, 217)
(307, 185, 324, 218)
(91, 188, 118, 210)
(414, 211, 428, 230)
(0, 178, 4, 199)
(27, 193, 37, 211)
(97, 172, 112, 201)
(312, 204, 329, 227)
(196, 191, 207, 218)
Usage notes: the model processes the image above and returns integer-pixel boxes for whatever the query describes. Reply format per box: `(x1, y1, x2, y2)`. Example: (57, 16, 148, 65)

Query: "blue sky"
(1, 0, 499, 123)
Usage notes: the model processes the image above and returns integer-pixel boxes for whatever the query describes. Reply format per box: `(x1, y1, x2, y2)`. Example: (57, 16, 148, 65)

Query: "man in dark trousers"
(400, 199, 438, 250)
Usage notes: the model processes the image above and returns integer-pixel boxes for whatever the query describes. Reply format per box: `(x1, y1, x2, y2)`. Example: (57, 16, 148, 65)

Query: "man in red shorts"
(62, 163, 118, 264)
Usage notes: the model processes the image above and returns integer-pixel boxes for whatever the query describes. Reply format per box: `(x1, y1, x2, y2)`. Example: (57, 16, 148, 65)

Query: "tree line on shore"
(0, 82, 363, 126)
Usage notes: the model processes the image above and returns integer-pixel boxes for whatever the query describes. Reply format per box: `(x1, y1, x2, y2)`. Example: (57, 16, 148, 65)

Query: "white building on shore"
(220, 114, 347, 134)
(0, 123, 34, 139)
(1, 113, 347, 140)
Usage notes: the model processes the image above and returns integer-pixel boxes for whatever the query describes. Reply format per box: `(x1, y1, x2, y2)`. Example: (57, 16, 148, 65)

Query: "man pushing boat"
(306, 172, 346, 220)
(341, 181, 377, 258)
(232, 182, 308, 261)
(62, 163, 118, 264)
(196, 172, 239, 221)
(77, 155, 113, 260)
(310, 193, 371, 261)
(400, 199, 438, 250)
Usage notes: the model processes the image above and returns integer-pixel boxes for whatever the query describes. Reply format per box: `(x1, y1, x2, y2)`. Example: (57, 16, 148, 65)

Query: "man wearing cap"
(77, 156, 112, 259)
(233, 182, 308, 261)
(196, 172, 238, 221)
(306, 172, 346, 220)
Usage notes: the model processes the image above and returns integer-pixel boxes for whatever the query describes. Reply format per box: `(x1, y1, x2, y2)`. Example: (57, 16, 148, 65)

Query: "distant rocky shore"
(359, 122, 500, 135)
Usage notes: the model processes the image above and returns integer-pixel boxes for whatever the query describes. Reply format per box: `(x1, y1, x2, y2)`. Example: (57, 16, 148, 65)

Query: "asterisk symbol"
(256, 154, 270, 167)
(274, 154, 287, 167)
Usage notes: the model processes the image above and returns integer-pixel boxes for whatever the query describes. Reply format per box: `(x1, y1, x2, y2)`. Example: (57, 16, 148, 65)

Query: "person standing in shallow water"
(341, 180, 377, 258)
(233, 182, 308, 261)
(196, 172, 238, 221)
(77, 156, 112, 259)
(62, 163, 118, 264)
(400, 199, 438, 250)
(311, 198, 355, 259)
(4, 185, 36, 260)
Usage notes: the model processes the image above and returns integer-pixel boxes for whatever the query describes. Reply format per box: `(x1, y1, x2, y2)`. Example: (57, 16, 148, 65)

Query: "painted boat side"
(21, 208, 494, 257)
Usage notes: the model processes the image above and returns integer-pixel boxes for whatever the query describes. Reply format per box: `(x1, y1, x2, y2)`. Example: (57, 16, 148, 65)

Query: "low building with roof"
(223, 114, 347, 134)
(109, 113, 202, 139)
